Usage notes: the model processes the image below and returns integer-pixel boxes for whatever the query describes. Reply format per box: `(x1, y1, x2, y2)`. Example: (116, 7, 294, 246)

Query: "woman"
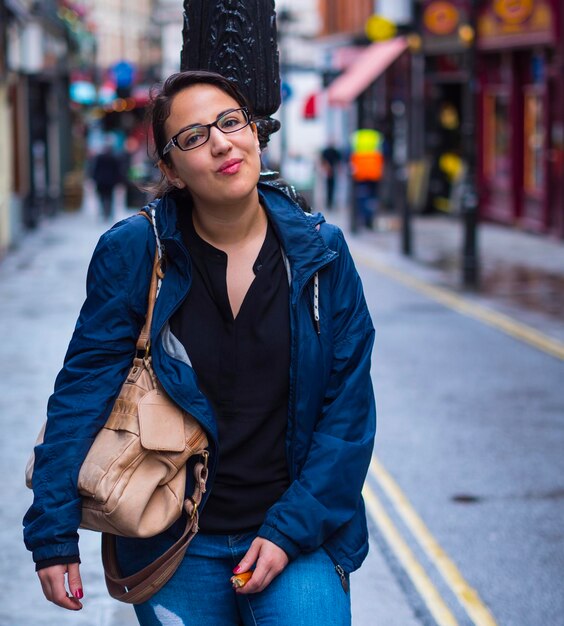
(24, 71, 376, 625)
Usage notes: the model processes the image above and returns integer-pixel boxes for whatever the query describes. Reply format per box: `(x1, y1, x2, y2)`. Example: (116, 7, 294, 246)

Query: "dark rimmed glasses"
(162, 107, 251, 156)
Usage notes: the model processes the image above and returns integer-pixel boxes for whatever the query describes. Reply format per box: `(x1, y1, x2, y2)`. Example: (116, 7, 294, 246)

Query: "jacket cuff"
(257, 524, 301, 561)
(36, 555, 81, 572)
(32, 541, 80, 564)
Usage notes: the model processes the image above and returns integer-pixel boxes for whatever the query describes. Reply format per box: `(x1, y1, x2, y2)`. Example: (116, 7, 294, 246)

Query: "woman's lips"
(217, 159, 243, 175)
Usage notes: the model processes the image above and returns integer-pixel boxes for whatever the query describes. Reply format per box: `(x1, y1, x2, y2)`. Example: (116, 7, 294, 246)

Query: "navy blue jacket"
(24, 183, 376, 578)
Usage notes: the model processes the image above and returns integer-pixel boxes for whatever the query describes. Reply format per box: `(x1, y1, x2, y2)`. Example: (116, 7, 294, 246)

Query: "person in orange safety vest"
(349, 129, 384, 230)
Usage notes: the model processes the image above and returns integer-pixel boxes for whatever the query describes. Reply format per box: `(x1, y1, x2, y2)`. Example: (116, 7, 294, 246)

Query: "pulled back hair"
(148, 70, 253, 199)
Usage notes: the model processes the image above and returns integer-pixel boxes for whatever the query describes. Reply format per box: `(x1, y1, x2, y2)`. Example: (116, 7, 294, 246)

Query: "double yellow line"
(353, 244, 563, 623)
(355, 253, 564, 361)
(363, 458, 498, 626)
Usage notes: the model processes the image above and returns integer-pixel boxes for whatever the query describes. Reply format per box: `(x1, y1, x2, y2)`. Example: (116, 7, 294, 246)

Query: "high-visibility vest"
(350, 129, 384, 182)
(351, 129, 383, 153)
(350, 152, 384, 182)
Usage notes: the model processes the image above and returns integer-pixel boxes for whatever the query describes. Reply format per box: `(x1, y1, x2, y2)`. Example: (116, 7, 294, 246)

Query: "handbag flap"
(138, 389, 186, 452)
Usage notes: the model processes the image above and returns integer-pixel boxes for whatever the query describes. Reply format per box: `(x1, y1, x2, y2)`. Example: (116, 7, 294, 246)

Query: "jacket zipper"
(288, 260, 335, 478)
(335, 564, 350, 593)
(290, 261, 350, 593)
(323, 546, 350, 593)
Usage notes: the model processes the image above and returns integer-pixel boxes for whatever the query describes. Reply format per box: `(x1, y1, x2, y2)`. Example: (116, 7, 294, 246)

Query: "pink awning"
(327, 37, 409, 107)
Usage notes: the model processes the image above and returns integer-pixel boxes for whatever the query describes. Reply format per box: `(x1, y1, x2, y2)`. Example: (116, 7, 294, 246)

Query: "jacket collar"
(151, 182, 338, 284)
(258, 183, 337, 282)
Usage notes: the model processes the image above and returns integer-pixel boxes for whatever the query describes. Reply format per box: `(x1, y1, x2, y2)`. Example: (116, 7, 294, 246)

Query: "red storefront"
(477, 0, 564, 238)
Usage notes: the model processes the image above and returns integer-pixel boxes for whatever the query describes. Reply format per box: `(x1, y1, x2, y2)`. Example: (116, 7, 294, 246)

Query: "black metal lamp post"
(180, 0, 281, 151)
(392, 98, 411, 255)
(180, 0, 311, 211)
(460, 0, 480, 288)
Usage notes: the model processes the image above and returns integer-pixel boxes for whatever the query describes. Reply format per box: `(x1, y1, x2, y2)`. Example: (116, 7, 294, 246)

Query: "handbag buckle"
(188, 498, 198, 520)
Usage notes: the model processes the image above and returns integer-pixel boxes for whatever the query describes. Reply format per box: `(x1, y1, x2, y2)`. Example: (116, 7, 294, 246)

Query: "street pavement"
(1, 184, 563, 625)
(339, 207, 564, 625)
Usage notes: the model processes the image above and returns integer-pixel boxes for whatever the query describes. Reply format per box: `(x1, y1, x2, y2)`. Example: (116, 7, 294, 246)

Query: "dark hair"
(147, 70, 253, 199)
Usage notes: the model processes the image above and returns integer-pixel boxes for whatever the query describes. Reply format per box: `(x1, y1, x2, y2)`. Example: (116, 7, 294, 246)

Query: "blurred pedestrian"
(349, 129, 384, 230)
(91, 138, 123, 220)
(24, 70, 376, 625)
(320, 141, 343, 210)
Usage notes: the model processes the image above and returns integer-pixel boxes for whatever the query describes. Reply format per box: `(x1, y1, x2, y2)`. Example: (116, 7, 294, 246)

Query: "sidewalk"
(333, 208, 564, 344)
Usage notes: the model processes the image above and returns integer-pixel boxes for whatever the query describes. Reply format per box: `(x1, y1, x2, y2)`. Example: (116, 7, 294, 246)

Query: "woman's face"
(159, 84, 261, 209)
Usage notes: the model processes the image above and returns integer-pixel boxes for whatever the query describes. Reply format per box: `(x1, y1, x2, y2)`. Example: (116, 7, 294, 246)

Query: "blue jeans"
(116, 530, 351, 625)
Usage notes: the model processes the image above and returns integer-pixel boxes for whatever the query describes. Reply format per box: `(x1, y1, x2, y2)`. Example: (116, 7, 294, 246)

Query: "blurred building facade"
(152, 0, 184, 78)
(78, 0, 157, 147)
(419, 0, 563, 238)
(2, 0, 562, 257)
(319, 0, 564, 239)
(0, 0, 162, 257)
(0, 0, 77, 255)
(81, 0, 155, 71)
(320, 0, 414, 217)
(264, 0, 325, 192)
(475, 0, 563, 237)
(319, 0, 374, 36)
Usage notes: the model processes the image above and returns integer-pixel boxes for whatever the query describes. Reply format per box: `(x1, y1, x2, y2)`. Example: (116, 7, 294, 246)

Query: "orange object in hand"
(230, 571, 253, 588)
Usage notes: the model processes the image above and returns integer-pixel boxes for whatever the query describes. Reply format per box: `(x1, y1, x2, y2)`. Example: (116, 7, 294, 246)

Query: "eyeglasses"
(162, 107, 251, 156)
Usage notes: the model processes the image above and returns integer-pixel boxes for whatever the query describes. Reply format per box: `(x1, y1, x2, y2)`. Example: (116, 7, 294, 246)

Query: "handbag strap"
(101, 453, 209, 604)
(136, 211, 165, 353)
(100, 209, 207, 604)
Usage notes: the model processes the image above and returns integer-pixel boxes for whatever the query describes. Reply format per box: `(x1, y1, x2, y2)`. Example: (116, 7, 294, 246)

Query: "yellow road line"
(362, 482, 459, 626)
(356, 253, 564, 361)
(369, 457, 498, 626)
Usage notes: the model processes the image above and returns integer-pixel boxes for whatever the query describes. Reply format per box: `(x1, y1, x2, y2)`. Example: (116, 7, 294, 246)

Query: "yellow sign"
(493, 0, 534, 25)
(423, 2, 461, 36)
(478, 0, 552, 42)
(365, 15, 397, 42)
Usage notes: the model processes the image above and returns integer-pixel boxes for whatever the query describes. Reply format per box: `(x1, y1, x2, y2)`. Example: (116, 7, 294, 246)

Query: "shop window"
(523, 89, 545, 195)
(483, 90, 510, 183)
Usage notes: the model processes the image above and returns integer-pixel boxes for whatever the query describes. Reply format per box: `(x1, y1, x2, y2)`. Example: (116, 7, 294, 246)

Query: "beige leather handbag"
(26, 211, 209, 603)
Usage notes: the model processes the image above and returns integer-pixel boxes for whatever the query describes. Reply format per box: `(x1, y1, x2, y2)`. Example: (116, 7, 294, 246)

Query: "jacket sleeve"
(23, 223, 150, 563)
(258, 227, 376, 560)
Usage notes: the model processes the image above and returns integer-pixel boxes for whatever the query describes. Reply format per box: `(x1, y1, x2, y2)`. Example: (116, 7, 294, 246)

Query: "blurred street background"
(1, 1, 563, 625)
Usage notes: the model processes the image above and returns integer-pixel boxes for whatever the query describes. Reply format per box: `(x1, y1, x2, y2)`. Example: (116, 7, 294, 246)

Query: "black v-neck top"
(170, 211, 291, 533)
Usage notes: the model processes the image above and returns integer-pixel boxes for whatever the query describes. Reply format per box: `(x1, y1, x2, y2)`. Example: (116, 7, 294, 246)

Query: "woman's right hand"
(37, 562, 84, 610)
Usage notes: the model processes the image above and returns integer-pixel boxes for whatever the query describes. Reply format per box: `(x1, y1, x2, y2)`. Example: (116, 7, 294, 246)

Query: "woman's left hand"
(232, 537, 289, 594)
